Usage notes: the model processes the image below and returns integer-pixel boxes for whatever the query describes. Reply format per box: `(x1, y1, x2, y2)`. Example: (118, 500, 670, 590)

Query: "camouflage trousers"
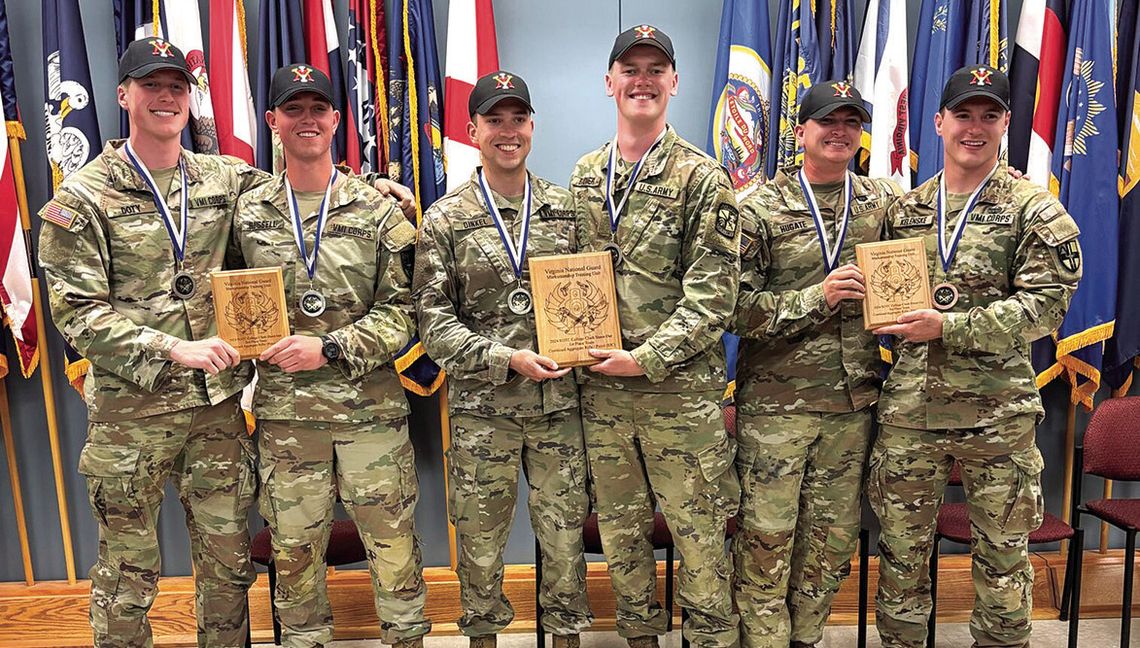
(869, 416, 1045, 648)
(733, 408, 873, 648)
(78, 392, 256, 648)
(447, 408, 592, 637)
(581, 387, 740, 648)
(258, 417, 430, 647)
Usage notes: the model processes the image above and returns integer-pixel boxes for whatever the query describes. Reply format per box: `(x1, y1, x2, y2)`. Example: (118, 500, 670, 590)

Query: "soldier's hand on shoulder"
(372, 178, 417, 222)
(169, 337, 241, 376)
(260, 335, 327, 373)
(822, 263, 866, 309)
(587, 348, 645, 377)
(873, 309, 944, 343)
(509, 349, 571, 381)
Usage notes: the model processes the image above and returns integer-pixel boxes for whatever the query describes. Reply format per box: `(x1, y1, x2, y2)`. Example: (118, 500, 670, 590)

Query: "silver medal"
(171, 271, 196, 299)
(508, 286, 533, 315)
(602, 242, 624, 267)
(300, 289, 327, 317)
(932, 282, 959, 310)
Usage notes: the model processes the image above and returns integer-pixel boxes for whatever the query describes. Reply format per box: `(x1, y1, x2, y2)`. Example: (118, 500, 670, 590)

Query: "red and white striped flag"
(209, 0, 256, 165)
(443, 0, 499, 193)
(853, 0, 911, 190)
(0, 65, 36, 376)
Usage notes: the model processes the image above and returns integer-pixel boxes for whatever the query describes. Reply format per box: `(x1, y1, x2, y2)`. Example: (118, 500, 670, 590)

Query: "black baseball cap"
(797, 80, 871, 124)
(268, 64, 334, 109)
(939, 64, 1010, 111)
(468, 70, 534, 117)
(608, 24, 675, 68)
(118, 37, 194, 85)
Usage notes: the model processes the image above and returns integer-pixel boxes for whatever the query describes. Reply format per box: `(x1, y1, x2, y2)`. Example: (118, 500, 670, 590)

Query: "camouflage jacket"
(570, 126, 740, 394)
(734, 170, 901, 414)
(231, 173, 416, 423)
(38, 140, 263, 422)
(413, 170, 578, 417)
(879, 163, 1082, 429)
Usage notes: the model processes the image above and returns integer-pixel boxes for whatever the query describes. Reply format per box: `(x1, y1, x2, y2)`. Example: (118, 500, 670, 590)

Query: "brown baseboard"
(0, 550, 1137, 647)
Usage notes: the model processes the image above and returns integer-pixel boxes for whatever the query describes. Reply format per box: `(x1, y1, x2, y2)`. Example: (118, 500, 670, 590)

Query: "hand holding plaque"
(854, 238, 932, 330)
(528, 251, 623, 367)
(211, 267, 291, 359)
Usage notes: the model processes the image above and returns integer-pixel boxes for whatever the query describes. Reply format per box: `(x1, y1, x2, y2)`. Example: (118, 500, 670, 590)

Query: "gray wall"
(2, 0, 1136, 585)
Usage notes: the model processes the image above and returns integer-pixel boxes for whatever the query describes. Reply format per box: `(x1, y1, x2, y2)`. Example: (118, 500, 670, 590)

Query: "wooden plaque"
(855, 238, 933, 330)
(210, 267, 291, 360)
(528, 251, 623, 367)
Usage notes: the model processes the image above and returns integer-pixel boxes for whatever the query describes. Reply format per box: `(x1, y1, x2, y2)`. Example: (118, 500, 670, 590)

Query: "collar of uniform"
(925, 160, 1011, 208)
(102, 138, 204, 191)
(772, 167, 814, 215)
(467, 167, 553, 215)
(263, 170, 358, 221)
(614, 123, 678, 181)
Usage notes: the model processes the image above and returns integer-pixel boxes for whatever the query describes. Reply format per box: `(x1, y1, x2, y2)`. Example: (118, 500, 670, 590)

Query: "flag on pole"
(208, 0, 257, 165)
(1034, 0, 1118, 408)
(965, 0, 1009, 73)
(43, 0, 100, 191)
(394, 0, 446, 220)
(910, 0, 967, 184)
(443, 0, 499, 194)
(708, 0, 772, 200)
(816, 0, 855, 82)
(302, 0, 353, 167)
(254, 0, 305, 172)
(767, 0, 822, 176)
(1106, 0, 1140, 394)
(0, 0, 35, 377)
(346, 0, 386, 174)
(853, 0, 911, 190)
(160, 0, 218, 154)
(1008, 0, 1066, 186)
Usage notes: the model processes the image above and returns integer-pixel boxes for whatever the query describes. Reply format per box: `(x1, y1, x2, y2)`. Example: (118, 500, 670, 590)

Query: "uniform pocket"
(78, 444, 145, 531)
(865, 446, 887, 517)
(256, 462, 277, 527)
(698, 435, 740, 518)
(1002, 446, 1046, 534)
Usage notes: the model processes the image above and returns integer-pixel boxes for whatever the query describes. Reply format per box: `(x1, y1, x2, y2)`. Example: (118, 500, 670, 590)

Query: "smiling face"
(795, 106, 864, 171)
(117, 70, 191, 145)
(935, 97, 1010, 174)
(468, 99, 534, 178)
(605, 46, 678, 126)
(266, 92, 340, 164)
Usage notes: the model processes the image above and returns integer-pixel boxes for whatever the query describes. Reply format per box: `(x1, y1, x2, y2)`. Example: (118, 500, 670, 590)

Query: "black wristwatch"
(320, 335, 342, 362)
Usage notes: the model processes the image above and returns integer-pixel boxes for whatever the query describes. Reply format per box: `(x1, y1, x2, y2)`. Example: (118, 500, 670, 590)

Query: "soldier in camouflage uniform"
(732, 82, 901, 648)
(869, 66, 1082, 648)
(230, 66, 428, 648)
(570, 26, 740, 648)
(37, 38, 261, 648)
(414, 71, 592, 648)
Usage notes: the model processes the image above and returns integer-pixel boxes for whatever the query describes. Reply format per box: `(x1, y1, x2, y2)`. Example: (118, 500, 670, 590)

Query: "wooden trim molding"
(0, 551, 1137, 647)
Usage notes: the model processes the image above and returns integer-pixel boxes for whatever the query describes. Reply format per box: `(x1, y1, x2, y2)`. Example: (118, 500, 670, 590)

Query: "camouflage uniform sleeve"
(37, 192, 178, 391)
(630, 165, 741, 382)
(412, 209, 515, 384)
(732, 199, 831, 340)
(942, 195, 1083, 354)
(326, 201, 417, 379)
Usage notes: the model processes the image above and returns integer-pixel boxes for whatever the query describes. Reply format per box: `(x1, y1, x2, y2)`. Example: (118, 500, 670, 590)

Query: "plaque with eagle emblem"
(855, 238, 932, 330)
(528, 251, 623, 367)
(210, 267, 291, 359)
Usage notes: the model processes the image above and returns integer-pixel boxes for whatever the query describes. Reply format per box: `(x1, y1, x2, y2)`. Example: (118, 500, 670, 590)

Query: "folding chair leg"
(1067, 528, 1083, 648)
(268, 561, 282, 645)
(665, 546, 675, 632)
(858, 527, 869, 648)
(1060, 530, 1076, 622)
(535, 537, 545, 648)
(927, 535, 940, 648)
(1122, 529, 1135, 648)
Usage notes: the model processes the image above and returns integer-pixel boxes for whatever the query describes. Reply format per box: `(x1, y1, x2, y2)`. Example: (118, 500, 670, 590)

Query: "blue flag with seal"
(1034, 0, 1118, 409)
(768, 0, 822, 177)
(254, 0, 305, 172)
(1106, 0, 1140, 394)
(910, 0, 968, 185)
(707, 0, 773, 401)
(44, 0, 102, 395)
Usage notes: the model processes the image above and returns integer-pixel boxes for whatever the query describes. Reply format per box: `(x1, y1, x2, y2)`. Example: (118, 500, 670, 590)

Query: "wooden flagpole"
(0, 377, 34, 584)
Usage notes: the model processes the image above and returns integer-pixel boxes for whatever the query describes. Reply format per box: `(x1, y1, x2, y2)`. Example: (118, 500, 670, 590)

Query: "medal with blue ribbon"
(477, 168, 534, 315)
(797, 167, 852, 274)
(285, 170, 338, 317)
(123, 140, 195, 299)
(602, 127, 667, 266)
(933, 162, 999, 310)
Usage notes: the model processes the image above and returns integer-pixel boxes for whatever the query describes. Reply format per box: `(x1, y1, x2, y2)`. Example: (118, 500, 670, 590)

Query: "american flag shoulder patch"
(42, 201, 77, 229)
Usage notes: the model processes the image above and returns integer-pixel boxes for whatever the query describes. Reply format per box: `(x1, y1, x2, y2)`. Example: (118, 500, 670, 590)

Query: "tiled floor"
(255, 618, 1137, 647)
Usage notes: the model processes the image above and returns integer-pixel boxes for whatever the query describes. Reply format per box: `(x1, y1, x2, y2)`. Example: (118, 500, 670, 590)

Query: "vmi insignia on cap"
(493, 73, 514, 90)
(634, 25, 656, 39)
(118, 36, 194, 84)
(832, 81, 853, 98)
(293, 65, 315, 83)
(939, 64, 1009, 111)
(268, 63, 334, 107)
(608, 23, 676, 68)
(797, 79, 870, 123)
(969, 67, 994, 86)
(469, 70, 534, 116)
(151, 39, 173, 58)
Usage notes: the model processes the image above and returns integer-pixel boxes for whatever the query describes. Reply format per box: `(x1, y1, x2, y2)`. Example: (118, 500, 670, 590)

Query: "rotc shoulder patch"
(715, 202, 739, 239)
(1056, 240, 1081, 273)
(41, 200, 77, 229)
